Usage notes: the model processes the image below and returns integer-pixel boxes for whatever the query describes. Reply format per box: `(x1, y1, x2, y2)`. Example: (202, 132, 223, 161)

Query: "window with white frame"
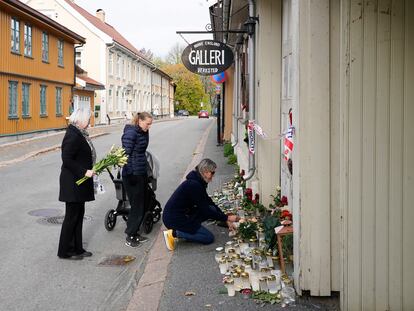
(57, 39, 64, 66)
(8, 81, 18, 118)
(73, 95, 90, 111)
(137, 64, 140, 83)
(55, 87, 62, 116)
(108, 86, 113, 112)
(22, 83, 30, 117)
(127, 61, 131, 81)
(24, 24, 32, 57)
(121, 59, 125, 79)
(11, 18, 20, 53)
(108, 53, 113, 75)
(116, 54, 121, 78)
(42, 32, 49, 62)
(40, 85, 47, 116)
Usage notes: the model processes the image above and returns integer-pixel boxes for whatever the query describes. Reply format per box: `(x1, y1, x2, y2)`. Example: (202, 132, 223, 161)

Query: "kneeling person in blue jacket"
(162, 158, 239, 250)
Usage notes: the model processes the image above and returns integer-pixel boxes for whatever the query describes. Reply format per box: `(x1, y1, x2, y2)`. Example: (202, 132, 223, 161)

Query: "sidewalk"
(155, 127, 340, 310)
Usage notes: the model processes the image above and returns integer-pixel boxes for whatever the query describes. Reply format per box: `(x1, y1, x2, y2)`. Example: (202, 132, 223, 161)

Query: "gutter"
(243, 0, 257, 181)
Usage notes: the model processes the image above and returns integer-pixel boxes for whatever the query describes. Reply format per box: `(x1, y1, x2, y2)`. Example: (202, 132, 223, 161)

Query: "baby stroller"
(104, 151, 162, 234)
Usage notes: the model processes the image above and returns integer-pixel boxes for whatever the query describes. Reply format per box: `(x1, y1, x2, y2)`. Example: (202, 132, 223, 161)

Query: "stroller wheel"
(104, 209, 117, 231)
(153, 210, 161, 223)
(143, 212, 153, 234)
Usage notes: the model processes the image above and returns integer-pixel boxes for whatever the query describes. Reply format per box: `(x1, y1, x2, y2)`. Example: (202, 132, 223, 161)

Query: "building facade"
(24, 0, 174, 124)
(0, 0, 84, 141)
(211, 0, 414, 310)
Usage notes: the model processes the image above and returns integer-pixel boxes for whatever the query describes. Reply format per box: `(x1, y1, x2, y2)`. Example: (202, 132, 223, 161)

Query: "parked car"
(198, 110, 209, 119)
(177, 110, 189, 117)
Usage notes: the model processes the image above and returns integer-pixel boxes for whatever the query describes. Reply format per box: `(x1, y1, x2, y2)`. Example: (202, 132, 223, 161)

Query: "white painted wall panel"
(341, 0, 414, 309)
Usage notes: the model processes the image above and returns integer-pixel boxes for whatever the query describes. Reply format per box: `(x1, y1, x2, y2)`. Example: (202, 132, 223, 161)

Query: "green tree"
(162, 63, 208, 115)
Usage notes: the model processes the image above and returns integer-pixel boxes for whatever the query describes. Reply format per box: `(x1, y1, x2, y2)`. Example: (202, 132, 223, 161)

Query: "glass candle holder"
(219, 258, 227, 274)
(240, 272, 251, 289)
(224, 241, 234, 254)
(249, 238, 258, 248)
(243, 257, 253, 272)
(267, 275, 278, 294)
(249, 270, 260, 291)
(215, 247, 225, 263)
(259, 277, 269, 292)
(239, 241, 250, 255)
(224, 278, 235, 297)
(265, 251, 274, 267)
(257, 227, 265, 240)
(232, 272, 242, 291)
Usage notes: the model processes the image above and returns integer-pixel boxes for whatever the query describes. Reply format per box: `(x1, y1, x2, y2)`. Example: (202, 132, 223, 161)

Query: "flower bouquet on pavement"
(76, 145, 128, 186)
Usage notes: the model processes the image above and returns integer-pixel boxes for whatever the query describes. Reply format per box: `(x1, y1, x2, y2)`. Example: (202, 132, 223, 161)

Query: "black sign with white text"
(181, 40, 234, 76)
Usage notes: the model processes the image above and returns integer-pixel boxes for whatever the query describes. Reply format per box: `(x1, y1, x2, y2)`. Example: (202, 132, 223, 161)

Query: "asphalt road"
(0, 117, 213, 311)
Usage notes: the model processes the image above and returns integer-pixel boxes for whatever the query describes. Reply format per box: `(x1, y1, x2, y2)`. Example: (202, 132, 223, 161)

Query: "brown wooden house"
(0, 0, 85, 141)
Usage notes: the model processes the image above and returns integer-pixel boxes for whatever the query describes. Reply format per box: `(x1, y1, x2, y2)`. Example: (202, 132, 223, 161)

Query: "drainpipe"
(232, 47, 241, 147)
(243, 0, 257, 181)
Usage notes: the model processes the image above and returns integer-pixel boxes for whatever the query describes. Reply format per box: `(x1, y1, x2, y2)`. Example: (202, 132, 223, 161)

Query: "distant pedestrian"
(162, 158, 239, 250)
(57, 108, 95, 260)
(121, 112, 153, 247)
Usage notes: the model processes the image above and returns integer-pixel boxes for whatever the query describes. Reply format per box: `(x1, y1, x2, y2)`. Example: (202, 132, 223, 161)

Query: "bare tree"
(139, 48, 154, 61)
(166, 43, 185, 64)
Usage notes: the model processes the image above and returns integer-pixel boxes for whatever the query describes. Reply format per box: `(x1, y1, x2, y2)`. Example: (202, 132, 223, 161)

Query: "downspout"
(244, 0, 257, 181)
(232, 42, 243, 148)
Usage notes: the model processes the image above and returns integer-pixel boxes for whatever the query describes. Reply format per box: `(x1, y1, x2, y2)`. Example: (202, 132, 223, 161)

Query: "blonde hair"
(132, 111, 153, 126)
(69, 108, 91, 125)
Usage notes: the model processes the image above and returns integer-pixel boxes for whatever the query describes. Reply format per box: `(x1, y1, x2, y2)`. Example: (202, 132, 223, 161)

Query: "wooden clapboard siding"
(0, 74, 72, 135)
(0, 1, 82, 136)
(298, 0, 331, 296)
(402, 1, 414, 309)
(341, 0, 414, 310)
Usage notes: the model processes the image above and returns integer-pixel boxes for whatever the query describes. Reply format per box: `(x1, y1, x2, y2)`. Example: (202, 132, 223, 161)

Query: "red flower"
(281, 210, 292, 220)
(245, 188, 253, 201)
(240, 169, 245, 176)
(255, 193, 260, 201)
(281, 196, 288, 206)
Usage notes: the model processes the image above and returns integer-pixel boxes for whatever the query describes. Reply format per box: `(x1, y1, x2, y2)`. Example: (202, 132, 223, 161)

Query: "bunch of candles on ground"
(212, 181, 296, 307)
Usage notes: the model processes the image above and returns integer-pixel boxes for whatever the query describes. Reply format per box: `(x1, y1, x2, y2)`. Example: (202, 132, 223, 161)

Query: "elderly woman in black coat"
(162, 158, 239, 251)
(58, 108, 95, 260)
(122, 111, 153, 248)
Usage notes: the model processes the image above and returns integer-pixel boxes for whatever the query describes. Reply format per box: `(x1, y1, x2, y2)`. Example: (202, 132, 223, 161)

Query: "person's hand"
(227, 215, 239, 222)
(85, 169, 94, 178)
(227, 220, 237, 231)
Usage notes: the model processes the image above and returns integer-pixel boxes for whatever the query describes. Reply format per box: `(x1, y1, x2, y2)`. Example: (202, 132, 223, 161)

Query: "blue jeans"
(176, 225, 215, 245)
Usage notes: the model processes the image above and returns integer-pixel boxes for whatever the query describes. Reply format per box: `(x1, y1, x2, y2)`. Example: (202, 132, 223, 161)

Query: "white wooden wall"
(255, 0, 282, 208)
(340, 0, 414, 310)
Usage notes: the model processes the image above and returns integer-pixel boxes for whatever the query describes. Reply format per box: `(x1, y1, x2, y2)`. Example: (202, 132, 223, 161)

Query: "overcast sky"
(76, 0, 214, 58)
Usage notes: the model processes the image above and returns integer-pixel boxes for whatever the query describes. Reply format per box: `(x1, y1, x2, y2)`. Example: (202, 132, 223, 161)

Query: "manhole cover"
(37, 215, 92, 225)
(98, 255, 136, 266)
(28, 209, 62, 217)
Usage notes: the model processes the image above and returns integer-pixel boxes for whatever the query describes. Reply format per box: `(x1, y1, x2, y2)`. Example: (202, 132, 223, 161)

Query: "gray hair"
(196, 158, 217, 174)
(68, 108, 91, 125)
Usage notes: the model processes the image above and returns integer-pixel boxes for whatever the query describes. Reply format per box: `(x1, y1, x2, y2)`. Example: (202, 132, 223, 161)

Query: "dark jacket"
(59, 124, 95, 202)
(121, 124, 149, 176)
(162, 170, 228, 233)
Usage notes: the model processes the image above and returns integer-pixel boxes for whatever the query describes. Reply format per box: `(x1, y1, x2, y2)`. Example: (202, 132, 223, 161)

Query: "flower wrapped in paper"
(76, 145, 128, 186)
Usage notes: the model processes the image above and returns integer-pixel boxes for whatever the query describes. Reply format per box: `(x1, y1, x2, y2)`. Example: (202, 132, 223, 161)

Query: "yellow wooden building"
(0, 0, 85, 139)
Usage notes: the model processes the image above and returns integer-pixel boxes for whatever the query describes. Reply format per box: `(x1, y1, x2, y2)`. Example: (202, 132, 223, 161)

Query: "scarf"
(74, 124, 96, 165)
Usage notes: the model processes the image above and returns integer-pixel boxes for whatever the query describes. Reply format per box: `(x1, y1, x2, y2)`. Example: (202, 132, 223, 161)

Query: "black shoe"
(79, 251, 93, 257)
(125, 236, 141, 248)
(58, 255, 84, 260)
(68, 250, 93, 257)
(136, 234, 149, 243)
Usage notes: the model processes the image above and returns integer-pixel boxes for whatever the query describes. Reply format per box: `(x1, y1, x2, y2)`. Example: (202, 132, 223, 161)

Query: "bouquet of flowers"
(76, 145, 128, 185)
